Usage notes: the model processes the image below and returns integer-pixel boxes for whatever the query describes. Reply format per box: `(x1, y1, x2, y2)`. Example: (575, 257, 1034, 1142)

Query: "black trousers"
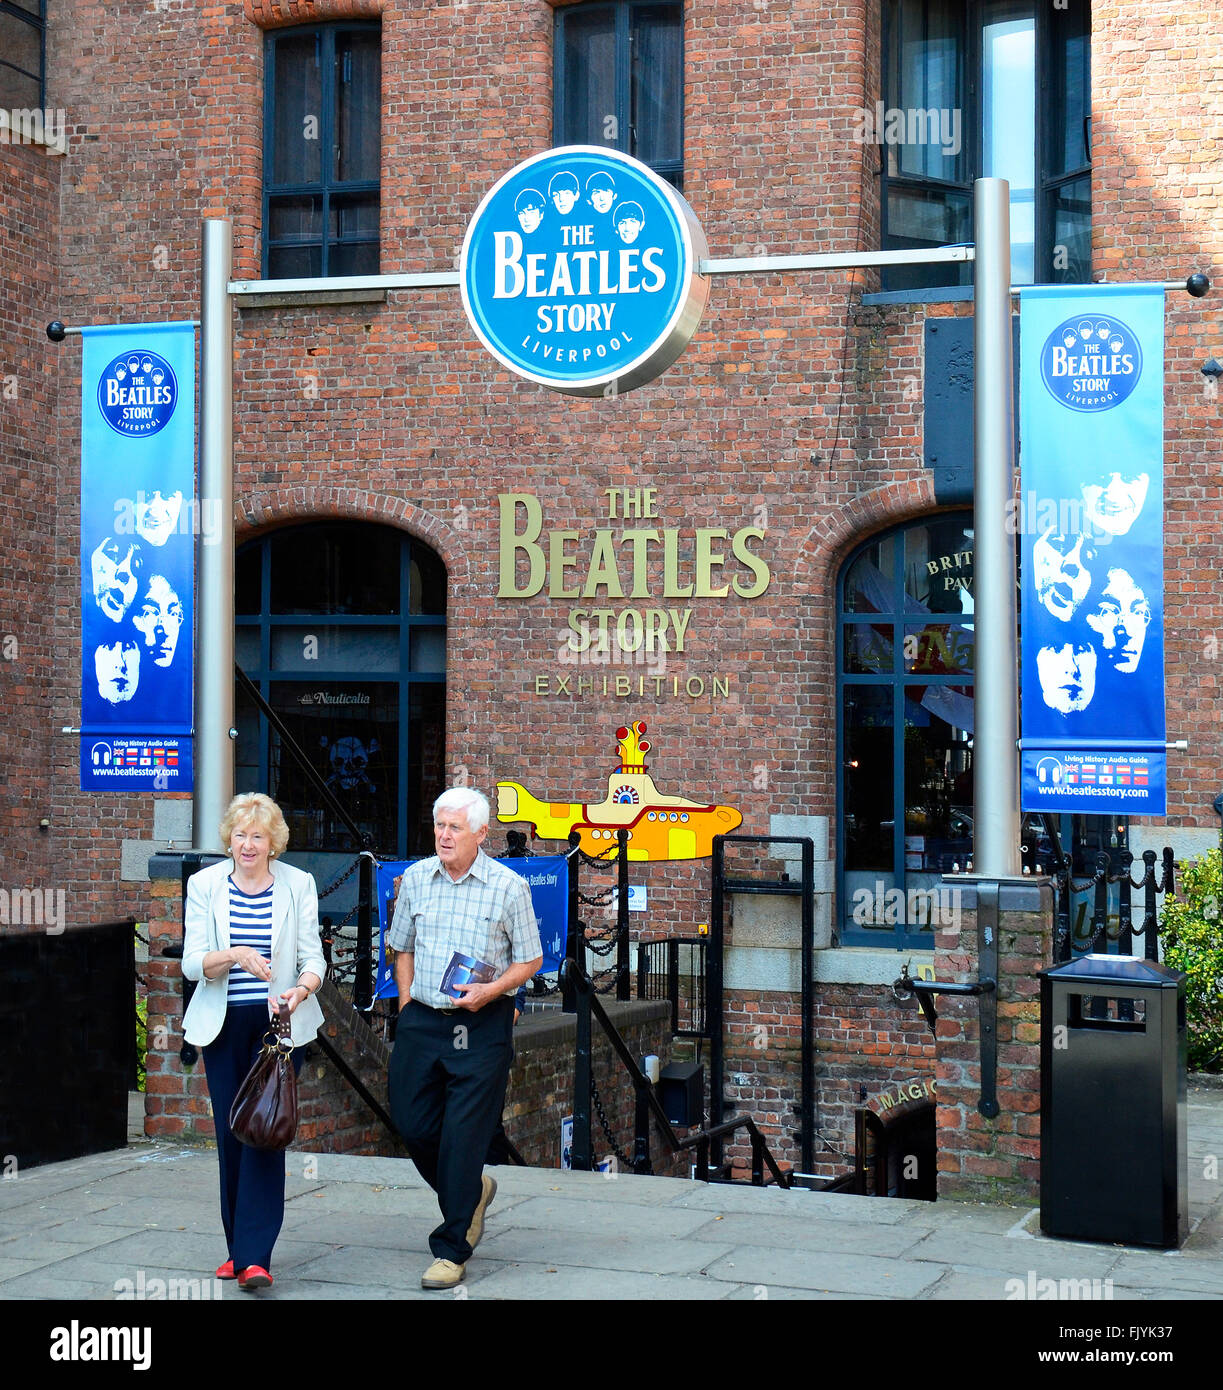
(202, 1005, 304, 1273)
(388, 996, 514, 1263)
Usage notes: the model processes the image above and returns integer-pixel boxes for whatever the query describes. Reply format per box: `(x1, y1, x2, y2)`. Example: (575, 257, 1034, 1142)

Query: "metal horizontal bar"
(228, 272, 459, 295)
(700, 247, 975, 275)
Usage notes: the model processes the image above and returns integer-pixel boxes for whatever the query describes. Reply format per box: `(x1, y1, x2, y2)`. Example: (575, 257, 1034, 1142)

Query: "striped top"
(226, 877, 274, 1008)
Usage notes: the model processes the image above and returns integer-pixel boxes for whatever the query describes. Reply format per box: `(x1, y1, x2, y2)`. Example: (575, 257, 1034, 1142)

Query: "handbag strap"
(265, 999, 294, 1051)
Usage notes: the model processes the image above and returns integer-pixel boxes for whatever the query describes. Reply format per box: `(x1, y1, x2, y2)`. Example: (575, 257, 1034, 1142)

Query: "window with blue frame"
(880, 0, 1090, 291)
(263, 24, 381, 279)
(838, 513, 977, 948)
(235, 522, 445, 857)
(554, 1, 683, 190)
(0, 0, 46, 110)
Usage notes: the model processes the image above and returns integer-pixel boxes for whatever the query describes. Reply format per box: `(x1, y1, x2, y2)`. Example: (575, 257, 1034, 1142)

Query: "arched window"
(838, 512, 976, 947)
(235, 521, 445, 857)
(837, 511, 1127, 948)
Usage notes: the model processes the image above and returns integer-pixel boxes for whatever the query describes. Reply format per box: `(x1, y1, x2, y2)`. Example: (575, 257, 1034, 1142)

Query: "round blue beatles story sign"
(1039, 312, 1143, 413)
(460, 147, 710, 397)
(97, 349, 179, 437)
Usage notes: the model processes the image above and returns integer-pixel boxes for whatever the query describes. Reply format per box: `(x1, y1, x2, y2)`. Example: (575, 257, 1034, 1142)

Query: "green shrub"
(1161, 848, 1223, 1073)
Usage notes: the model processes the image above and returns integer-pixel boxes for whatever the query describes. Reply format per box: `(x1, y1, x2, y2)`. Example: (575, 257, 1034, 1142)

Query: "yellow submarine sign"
(496, 720, 741, 861)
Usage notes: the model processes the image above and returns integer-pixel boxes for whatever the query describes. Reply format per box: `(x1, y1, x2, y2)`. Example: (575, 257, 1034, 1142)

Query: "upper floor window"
(263, 24, 381, 279)
(880, 0, 1090, 291)
(554, 1, 683, 190)
(0, 0, 45, 110)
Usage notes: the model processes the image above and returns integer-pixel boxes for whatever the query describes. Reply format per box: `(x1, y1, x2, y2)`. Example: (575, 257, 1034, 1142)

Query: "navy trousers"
(202, 1005, 303, 1273)
(389, 996, 515, 1264)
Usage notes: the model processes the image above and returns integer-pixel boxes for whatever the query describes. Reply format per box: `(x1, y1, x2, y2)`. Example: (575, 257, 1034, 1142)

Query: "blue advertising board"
(374, 855, 569, 1000)
(80, 323, 196, 791)
(460, 146, 709, 397)
(1018, 286, 1166, 815)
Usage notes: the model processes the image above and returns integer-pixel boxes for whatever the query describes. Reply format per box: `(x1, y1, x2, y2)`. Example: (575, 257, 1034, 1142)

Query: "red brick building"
(1, 0, 1219, 1187)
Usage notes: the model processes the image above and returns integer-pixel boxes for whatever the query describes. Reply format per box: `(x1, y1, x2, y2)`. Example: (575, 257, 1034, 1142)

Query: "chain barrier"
(589, 1070, 633, 1170)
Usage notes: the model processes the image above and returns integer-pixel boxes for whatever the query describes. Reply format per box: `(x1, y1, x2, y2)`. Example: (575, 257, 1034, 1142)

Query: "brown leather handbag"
(228, 1001, 299, 1150)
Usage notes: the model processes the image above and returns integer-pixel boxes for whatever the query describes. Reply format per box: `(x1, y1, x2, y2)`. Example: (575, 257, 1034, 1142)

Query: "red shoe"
(237, 1265, 273, 1290)
(216, 1260, 236, 1279)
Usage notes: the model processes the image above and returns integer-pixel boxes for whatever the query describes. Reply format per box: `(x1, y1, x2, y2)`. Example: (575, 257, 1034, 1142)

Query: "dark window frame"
(262, 21, 381, 280)
(235, 523, 445, 858)
(880, 0, 1091, 290)
(0, 0, 47, 111)
(553, 0, 684, 190)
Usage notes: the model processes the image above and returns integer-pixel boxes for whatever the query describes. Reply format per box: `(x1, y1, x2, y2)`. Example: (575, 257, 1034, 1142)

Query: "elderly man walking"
(387, 786, 542, 1289)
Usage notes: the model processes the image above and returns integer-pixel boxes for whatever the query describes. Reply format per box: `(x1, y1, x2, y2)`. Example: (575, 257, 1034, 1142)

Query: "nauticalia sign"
(460, 146, 709, 396)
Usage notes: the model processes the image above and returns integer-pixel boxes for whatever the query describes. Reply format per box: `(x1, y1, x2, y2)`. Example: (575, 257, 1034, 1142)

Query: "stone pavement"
(4, 1081, 1222, 1308)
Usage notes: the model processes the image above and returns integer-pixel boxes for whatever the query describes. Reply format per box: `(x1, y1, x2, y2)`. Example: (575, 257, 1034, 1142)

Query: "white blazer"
(181, 857, 327, 1047)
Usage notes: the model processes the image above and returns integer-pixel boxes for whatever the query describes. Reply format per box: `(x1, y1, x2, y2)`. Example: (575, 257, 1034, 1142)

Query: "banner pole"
(972, 178, 1022, 878)
(193, 218, 235, 851)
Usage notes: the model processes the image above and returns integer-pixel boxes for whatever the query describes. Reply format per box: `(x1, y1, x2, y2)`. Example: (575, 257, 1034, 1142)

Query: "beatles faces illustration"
(1033, 528, 1095, 622)
(1035, 627, 1096, 716)
(94, 637, 140, 706)
(1085, 568, 1151, 675)
(513, 170, 644, 243)
(89, 519, 186, 709)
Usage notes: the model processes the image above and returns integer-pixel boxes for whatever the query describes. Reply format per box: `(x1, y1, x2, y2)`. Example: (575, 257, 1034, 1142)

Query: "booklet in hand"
(440, 950, 497, 1001)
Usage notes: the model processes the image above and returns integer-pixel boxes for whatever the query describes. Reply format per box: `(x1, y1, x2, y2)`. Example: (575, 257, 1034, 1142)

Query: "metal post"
(354, 852, 373, 1011)
(971, 179, 1021, 878)
(709, 836, 726, 1174)
(616, 827, 630, 1000)
(563, 830, 580, 1013)
(193, 219, 235, 851)
(572, 980, 592, 1171)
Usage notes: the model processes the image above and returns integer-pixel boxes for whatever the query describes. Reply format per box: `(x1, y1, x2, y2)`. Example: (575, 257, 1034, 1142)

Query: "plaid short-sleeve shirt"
(386, 849, 542, 1010)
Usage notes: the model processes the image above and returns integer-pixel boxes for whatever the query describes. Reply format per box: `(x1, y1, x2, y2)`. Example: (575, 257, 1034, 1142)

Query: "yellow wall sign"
(496, 720, 742, 861)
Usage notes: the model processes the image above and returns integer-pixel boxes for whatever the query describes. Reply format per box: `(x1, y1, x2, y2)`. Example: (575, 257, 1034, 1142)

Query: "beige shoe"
(466, 1173, 498, 1251)
(421, 1257, 466, 1289)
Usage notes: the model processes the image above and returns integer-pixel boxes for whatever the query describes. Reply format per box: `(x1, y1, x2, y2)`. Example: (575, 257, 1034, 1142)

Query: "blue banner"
(374, 855, 569, 1000)
(1018, 287, 1165, 815)
(80, 324, 195, 791)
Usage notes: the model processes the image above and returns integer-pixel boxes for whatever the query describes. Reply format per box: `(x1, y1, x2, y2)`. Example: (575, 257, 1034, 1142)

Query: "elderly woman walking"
(182, 793, 326, 1291)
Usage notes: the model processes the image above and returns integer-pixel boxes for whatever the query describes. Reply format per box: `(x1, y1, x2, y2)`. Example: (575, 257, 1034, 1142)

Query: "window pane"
(329, 241, 379, 277)
(1049, 175, 1091, 283)
(410, 550, 448, 616)
(904, 517, 974, 612)
(410, 628, 446, 674)
(631, 5, 682, 169)
(236, 547, 261, 616)
(843, 623, 893, 675)
(885, 0, 965, 184)
(268, 244, 322, 279)
(270, 524, 401, 615)
(269, 681, 399, 853)
(982, 8, 1035, 284)
(904, 624, 974, 676)
(843, 536, 900, 614)
(843, 686, 895, 881)
(560, 6, 617, 148)
(271, 625, 399, 672)
(885, 184, 972, 289)
(406, 684, 446, 855)
(329, 192, 379, 239)
(269, 194, 323, 244)
(1046, 0, 1091, 177)
(271, 33, 323, 186)
(903, 691, 974, 881)
(235, 626, 261, 669)
(335, 29, 381, 182)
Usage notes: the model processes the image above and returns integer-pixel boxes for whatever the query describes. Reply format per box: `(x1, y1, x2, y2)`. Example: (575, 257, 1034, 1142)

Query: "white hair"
(433, 785, 490, 833)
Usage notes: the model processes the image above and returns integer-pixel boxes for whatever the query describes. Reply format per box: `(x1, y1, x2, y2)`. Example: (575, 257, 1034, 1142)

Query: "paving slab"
(699, 1244, 945, 1298)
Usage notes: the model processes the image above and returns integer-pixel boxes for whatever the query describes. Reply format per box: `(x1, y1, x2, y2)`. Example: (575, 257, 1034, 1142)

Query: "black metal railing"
(636, 936, 708, 1037)
(562, 959, 790, 1188)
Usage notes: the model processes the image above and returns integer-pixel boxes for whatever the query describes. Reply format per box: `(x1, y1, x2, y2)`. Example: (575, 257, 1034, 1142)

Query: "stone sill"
(515, 999, 669, 1053)
(727, 945, 935, 993)
(238, 288, 388, 309)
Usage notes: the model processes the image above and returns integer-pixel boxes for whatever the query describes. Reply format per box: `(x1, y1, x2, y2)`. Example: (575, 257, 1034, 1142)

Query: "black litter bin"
(1039, 953, 1187, 1247)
